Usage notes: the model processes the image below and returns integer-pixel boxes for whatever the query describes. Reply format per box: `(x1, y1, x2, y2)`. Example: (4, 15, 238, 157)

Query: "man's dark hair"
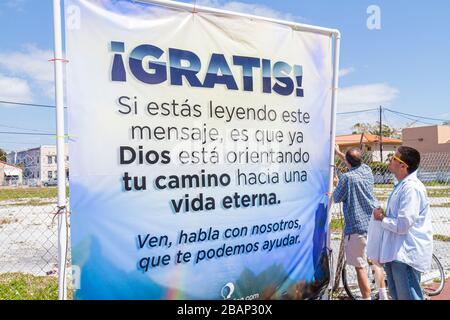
(397, 146, 421, 174)
(345, 148, 362, 168)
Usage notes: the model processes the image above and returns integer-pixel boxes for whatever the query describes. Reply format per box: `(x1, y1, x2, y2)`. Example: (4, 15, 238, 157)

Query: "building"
(402, 125, 450, 153)
(0, 161, 23, 186)
(7, 145, 69, 186)
(336, 132, 402, 162)
(6, 151, 16, 165)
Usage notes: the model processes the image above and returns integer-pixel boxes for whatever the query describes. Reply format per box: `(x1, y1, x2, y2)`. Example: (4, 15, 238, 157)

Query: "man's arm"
(335, 144, 345, 161)
(380, 187, 422, 234)
(333, 174, 348, 203)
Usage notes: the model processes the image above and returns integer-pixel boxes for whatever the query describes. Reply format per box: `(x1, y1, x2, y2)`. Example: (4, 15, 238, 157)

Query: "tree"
(351, 122, 372, 135)
(0, 148, 7, 162)
(351, 122, 398, 138)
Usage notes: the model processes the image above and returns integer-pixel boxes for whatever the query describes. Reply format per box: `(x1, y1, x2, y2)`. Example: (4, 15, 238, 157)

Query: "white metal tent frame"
(52, 0, 340, 300)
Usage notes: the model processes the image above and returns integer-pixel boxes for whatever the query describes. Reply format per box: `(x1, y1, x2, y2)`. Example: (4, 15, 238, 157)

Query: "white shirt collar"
(403, 170, 419, 183)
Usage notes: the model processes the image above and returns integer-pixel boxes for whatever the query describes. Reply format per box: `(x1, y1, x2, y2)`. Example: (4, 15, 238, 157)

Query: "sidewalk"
(430, 278, 450, 300)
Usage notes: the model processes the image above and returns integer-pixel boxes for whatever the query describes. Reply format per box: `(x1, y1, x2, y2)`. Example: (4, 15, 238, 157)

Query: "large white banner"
(65, 0, 333, 300)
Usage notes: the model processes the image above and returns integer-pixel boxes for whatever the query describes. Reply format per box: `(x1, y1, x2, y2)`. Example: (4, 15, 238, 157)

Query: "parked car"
(44, 178, 58, 187)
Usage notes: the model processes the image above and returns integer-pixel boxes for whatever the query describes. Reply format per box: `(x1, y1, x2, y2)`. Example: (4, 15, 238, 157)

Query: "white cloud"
(0, 74, 32, 102)
(336, 83, 399, 134)
(339, 67, 355, 78)
(338, 83, 399, 112)
(197, 0, 306, 23)
(0, 44, 55, 100)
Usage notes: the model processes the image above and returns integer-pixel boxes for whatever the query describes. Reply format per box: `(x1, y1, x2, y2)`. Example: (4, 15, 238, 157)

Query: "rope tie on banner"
(51, 205, 66, 215)
(48, 58, 69, 63)
(51, 205, 67, 224)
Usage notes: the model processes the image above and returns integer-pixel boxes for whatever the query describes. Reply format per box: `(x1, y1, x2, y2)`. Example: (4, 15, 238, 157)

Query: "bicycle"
(342, 254, 445, 300)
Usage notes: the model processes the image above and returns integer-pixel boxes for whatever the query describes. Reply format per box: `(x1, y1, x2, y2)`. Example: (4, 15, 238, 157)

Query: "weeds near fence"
(431, 202, 450, 208)
(0, 273, 58, 300)
(427, 189, 450, 198)
(0, 217, 19, 225)
(330, 218, 344, 232)
(4, 200, 56, 207)
(434, 234, 450, 242)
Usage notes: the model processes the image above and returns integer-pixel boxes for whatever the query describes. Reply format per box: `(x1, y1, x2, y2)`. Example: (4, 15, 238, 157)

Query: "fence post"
(52, 0, 68, 300)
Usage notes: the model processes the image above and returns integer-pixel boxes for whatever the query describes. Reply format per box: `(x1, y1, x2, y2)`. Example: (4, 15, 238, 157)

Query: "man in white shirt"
(373, 146, 433, 300)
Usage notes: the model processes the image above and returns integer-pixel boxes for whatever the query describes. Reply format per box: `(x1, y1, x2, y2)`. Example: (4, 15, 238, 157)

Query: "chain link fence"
(0, 151, 72, 299)
(1, 147, 448, 299)
(330, 151, 450, 299)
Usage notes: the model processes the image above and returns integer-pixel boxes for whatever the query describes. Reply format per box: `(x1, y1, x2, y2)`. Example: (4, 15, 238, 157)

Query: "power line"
(0, 141, 45, 145)
(384, 110, 435, 126)
(382, 108, 408, 130)
(384, 108, 449, 122)
(0, 100, 55, 109)
(337, 108, 378, 115)
(0, 100, 67, 109)
(382, 108, 389, 126)
(0, 131, 55, 136)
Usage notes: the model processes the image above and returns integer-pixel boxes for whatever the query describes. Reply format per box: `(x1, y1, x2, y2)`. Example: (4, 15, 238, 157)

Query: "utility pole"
(379, 106, 383, 162)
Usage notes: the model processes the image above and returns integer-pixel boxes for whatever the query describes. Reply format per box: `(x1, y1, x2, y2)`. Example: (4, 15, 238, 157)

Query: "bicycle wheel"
(421, 254, 445, 297)
(342, 261, 377, 300)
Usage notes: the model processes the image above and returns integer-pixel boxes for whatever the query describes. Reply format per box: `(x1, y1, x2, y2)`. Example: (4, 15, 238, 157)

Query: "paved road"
(431, 278, 450, 300)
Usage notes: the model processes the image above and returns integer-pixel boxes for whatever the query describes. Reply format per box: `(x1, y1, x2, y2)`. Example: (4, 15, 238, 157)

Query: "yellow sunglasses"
(388, 154, 408, 167)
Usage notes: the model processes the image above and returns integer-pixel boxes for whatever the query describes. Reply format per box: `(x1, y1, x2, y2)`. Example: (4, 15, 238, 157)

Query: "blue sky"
(0, 0, 449, 152)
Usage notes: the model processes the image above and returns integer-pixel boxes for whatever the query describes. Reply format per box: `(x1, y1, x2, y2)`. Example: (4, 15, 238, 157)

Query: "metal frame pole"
(52, 0, 68, 301)
(326, 32, 341, 299)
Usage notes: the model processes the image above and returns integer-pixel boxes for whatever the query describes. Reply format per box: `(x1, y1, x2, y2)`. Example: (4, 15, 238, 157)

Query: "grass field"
(330, 218, 450, 242)
(0, 273, 58, 300)
(0, 273, 74, 300)
(0, 187, 69, 202)
(2, 200, 56, 207)
(432, 202, 450, 208)
(427, 188, 450, 198)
